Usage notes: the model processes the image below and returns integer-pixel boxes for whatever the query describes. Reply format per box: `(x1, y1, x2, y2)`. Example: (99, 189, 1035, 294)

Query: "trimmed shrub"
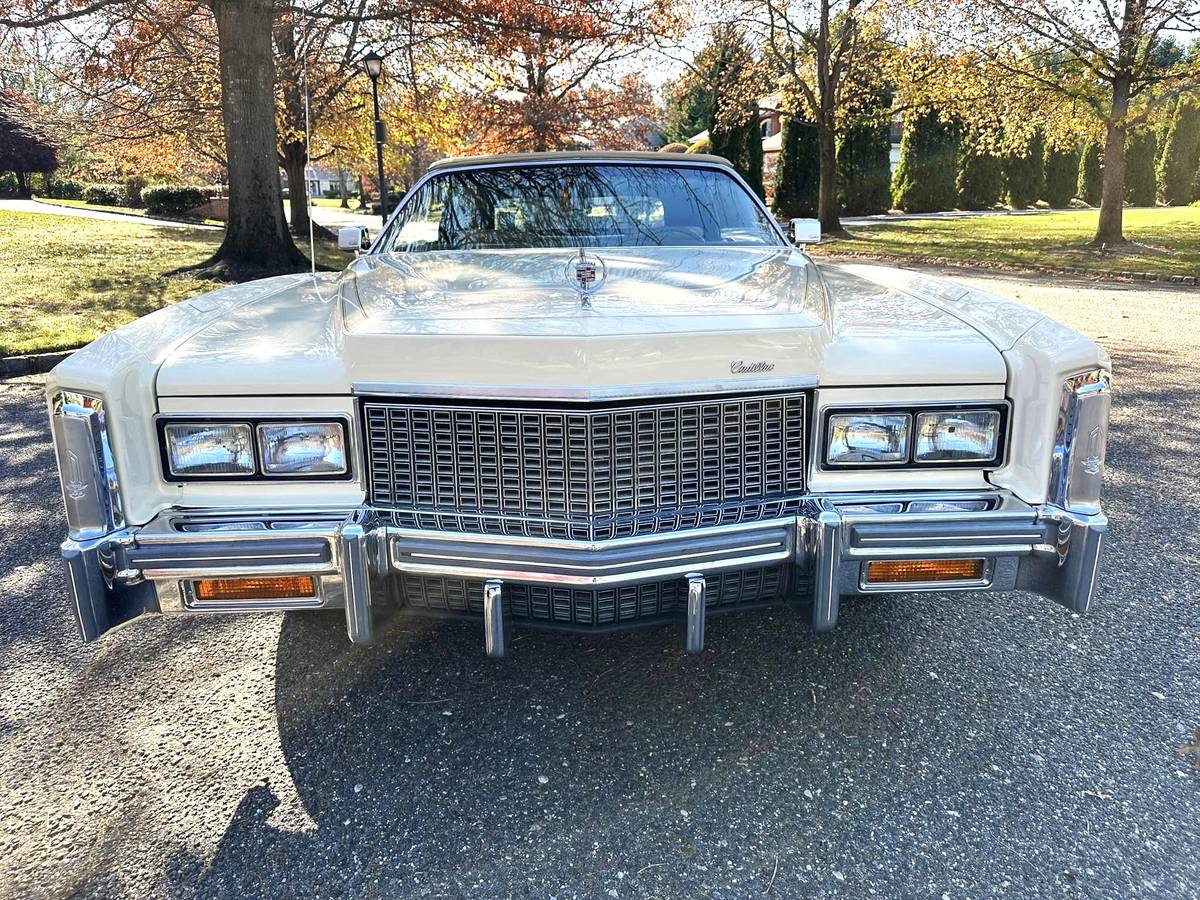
(1124, 130, 1157, 206)
(956, 145, 1005, 210)
(0, 172, 19, 197)
(774, 118, 820, 218)
(1043, 143, 1080, 207)
(659, 142, 689, 153)
(143, 184, 211, 216)
(1078, 140, 1103, 205)
(45, 176, 84, 199)
(83, 183, 124, 206)
(837, 117, 892, 216)
(892, 110, 959, 213)
(1157, 99, 1200, 205)
(1004, 131, 1045, 209)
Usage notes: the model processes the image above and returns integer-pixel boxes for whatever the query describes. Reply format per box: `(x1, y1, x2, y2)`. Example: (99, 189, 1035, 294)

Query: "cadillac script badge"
(565, 249, 606, 309)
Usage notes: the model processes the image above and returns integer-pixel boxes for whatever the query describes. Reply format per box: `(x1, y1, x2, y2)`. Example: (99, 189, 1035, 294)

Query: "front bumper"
(61, 491, 1106, 654)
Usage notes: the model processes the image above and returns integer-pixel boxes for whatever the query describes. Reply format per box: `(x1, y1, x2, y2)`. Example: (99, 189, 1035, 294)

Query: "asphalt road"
(1, 268, 1197, 899)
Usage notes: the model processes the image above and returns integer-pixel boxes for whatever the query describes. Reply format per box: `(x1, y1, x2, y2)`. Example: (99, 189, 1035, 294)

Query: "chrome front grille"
(363, 392, 807, 540)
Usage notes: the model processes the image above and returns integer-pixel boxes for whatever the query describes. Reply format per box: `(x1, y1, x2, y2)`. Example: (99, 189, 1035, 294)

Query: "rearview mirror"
(338, 226, 370, 253)
(790, 218, 821, 246)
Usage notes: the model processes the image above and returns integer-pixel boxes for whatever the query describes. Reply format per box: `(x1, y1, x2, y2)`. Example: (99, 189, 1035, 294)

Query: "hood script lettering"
(730, 360, 776, 375)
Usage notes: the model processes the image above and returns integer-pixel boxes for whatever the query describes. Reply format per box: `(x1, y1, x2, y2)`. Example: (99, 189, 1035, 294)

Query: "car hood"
(153, 249, 1008, 396)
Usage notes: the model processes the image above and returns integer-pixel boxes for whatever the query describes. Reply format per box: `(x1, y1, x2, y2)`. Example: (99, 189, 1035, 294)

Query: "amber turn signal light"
(194, 575, 316, 602)
(864, 558, 985, 585)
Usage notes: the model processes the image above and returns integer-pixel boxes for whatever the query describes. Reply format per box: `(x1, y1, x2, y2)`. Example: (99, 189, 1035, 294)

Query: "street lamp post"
(361, 50, 388, 220)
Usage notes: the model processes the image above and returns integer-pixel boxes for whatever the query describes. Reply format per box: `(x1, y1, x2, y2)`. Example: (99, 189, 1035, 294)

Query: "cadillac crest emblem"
(565, 248, 606, 308)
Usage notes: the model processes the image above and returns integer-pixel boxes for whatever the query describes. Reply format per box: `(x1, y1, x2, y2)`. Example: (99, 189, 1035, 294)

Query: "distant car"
(48, 151, 1110, 657)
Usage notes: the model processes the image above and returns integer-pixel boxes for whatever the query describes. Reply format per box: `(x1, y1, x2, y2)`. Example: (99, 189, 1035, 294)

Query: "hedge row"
(142, 184, 212, 215)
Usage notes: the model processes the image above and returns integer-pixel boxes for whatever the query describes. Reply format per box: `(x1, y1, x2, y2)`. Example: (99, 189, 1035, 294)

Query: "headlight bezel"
(157, 415, 354, 482)
(821, 402, 1009, 470)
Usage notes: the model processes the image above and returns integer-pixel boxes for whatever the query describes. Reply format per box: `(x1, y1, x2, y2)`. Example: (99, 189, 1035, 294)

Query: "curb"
(811, 250, 1200, 287)
(0, 350, 74, 378)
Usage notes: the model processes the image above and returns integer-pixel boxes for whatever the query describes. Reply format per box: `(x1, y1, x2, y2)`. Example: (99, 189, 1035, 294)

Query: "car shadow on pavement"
(170, 599, 930, 896)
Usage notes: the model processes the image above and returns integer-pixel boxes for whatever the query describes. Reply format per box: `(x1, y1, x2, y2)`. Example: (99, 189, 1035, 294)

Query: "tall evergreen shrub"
(891, 110, 959, 213)
(1004, 132, 1045, 209)
(1078, 140, 1103, 205)
(773, 117, 820, 218)
(1043, 143, 1080, 207)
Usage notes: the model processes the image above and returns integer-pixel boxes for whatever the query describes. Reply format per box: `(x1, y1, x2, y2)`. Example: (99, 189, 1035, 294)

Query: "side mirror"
(338, 226, 370, 253)
(790, 217, 821, 246)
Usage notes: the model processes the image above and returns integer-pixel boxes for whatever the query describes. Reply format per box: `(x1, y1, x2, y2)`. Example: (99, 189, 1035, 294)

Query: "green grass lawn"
(814, 207, 1200, 277)
(0, 210, 343, 357)
(310, 197, 362, 209)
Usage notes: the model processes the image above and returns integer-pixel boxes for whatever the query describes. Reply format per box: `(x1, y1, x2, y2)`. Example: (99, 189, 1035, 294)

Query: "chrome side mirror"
(790, 217, 821, 247)
(338, 226, 370, 253)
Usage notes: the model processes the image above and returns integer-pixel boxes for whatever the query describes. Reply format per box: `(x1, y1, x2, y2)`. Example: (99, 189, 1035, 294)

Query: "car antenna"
(302, 24, 316, 276)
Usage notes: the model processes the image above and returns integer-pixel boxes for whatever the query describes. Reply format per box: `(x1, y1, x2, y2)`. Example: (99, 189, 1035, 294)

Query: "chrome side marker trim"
(685, 573, 706, 654)
(484, 579, 507, 658)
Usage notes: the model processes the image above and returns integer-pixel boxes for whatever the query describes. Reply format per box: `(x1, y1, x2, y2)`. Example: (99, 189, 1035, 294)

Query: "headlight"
(914, 410, 1001, 463)
(164, 423, 255, 476)
(826, 413, 910, 464)
(258, 423, 347, 475)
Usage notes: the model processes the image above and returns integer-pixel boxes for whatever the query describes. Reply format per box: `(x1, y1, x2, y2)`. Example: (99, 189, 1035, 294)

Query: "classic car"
(48, 151, 1111, 656)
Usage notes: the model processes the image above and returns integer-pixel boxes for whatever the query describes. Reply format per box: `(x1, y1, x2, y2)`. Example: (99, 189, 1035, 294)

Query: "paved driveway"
(0, 198, 221, 230)
(0, 269, 1197, 898)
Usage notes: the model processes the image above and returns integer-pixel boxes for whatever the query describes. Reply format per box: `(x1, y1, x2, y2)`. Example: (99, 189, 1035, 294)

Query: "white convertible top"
(427, 150, 733, 171)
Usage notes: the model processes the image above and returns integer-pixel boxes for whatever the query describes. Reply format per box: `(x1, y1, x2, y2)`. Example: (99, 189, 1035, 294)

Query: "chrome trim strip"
(685, 573, 706, 654)
(351, 375, 818, 401)
(391, 516, 798, 551)
(391, 550, 792, 587)
(811, 510, 841, 632)
(341, 521, 373, 643)
(141, 561, 338, 580)
(401, 540, 786, 573)
(483, 580, 506, 658)
(845, 543, 1039, 560)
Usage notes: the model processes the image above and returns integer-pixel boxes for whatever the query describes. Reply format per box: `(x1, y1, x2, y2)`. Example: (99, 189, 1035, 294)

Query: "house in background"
(687, 94, 787, 195)
(305, 166, 344, 198)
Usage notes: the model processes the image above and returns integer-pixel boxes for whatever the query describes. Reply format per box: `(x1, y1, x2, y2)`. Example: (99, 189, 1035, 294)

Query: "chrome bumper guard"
(60, 492, 1106, 654)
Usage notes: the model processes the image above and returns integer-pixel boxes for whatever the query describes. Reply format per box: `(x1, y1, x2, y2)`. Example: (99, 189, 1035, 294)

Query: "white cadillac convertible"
(48, 151, 1110, 655)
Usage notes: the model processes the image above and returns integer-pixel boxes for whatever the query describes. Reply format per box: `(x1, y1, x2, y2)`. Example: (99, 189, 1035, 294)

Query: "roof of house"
(427, 150, 732, 171)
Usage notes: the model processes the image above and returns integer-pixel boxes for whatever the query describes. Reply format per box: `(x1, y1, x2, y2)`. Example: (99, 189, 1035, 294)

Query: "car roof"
(426, 150, 733, 172)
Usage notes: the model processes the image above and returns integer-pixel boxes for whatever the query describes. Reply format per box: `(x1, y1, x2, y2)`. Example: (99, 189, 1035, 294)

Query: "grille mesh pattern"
(398, 566, 791, 627)
(365, 393, 806, 540)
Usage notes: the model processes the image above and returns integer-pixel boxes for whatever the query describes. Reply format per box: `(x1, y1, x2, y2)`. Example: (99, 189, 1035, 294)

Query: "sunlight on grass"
(816, 207, 1200, 277)
(0, 210, 342, 356)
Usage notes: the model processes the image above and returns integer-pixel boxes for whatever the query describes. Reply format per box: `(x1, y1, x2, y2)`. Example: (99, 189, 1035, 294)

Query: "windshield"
(378, 163, 781, 252)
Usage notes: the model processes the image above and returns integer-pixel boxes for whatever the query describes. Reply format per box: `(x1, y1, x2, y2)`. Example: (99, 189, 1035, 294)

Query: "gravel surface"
(1, 268, 1197, 899)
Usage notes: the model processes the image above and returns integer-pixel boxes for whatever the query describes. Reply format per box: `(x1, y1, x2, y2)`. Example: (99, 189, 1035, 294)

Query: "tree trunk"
(282, 140, 310, 236)
(1093, 75, 1131, 246)
(338, 167, 349, 208)
(187, 0, 308, 280)
(15, 171, 29, 197)
(816, 117, 842, 234)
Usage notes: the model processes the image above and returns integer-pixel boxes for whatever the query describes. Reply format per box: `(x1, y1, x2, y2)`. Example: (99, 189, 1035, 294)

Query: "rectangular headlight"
(257, 422, 347, 475)
(826, 413, 910, 464)
(914, 410, 1001, 463)
(164, 423, 255, 476)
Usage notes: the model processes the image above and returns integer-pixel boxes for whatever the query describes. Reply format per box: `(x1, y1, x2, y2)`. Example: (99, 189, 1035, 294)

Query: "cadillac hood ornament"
(565, 248, 607, 308)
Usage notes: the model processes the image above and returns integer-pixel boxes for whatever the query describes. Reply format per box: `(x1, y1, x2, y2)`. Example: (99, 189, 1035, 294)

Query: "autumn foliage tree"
(455, 0, 677, 153)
